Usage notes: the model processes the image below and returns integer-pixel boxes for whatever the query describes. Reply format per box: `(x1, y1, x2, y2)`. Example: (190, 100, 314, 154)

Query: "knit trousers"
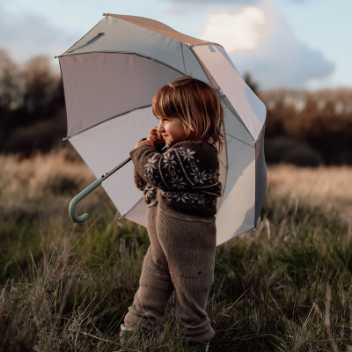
(123, 199, 216, 344)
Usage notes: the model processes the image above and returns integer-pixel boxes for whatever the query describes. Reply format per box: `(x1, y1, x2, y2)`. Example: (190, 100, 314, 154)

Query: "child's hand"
(142, 127, 164, 147)
(147, 127, 163, 144)
(133, 139, 154, 149)
(133, 128, 164, 149)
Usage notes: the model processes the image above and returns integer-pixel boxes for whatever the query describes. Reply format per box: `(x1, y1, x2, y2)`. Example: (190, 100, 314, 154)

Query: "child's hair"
(152, 76, 225, 152)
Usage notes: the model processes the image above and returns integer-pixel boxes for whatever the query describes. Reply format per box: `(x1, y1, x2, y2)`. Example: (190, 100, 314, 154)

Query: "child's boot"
(119, 322, 160, 346)
(118, 323, 135, 345)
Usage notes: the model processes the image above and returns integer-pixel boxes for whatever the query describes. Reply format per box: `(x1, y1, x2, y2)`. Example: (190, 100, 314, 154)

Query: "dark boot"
(118, 323, 135, 345)
(118, 322, 161, 345)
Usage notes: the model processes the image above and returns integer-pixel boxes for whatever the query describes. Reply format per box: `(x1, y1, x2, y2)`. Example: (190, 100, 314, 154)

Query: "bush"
(265, 136, 324, 167)
(2, 113, 66, 156)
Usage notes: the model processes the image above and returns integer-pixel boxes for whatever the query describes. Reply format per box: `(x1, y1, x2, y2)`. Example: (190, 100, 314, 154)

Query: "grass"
(0, 149, 351, 351)
(267, 163, 352, 225)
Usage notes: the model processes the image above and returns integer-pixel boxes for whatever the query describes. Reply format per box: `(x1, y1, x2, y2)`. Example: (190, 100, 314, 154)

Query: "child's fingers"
(155, 130, 162, 138)
(149, 132, 158, 139)
(148, 129, 159, 140)
(134, 139, 154, 149)
(147, 128, 164, 144)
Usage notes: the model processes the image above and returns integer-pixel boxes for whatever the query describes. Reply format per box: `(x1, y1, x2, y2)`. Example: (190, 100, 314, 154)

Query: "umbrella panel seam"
(58, 51, 186, 78)
(63, 104, 152, 141)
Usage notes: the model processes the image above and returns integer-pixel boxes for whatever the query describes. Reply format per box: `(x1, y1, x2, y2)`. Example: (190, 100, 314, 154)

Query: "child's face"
(156, 116, 190, 146)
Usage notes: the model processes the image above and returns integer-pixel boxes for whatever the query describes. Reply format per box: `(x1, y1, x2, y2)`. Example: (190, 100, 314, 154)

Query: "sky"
(0, 0, 350, 91)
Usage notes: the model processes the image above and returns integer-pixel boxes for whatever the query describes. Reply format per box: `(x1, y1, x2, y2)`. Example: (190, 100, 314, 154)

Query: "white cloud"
(199, 0, 334, 89)
(202, 7, 266, 52)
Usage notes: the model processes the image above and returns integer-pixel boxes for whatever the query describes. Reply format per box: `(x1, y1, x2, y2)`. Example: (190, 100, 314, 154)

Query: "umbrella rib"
(188, 46, 217, 90)
(62, 104, 152, 141)
(225, 133, 253, 146)
(180, 43, 187, 74)
(60, 51, 223, 141)
(118, 197, 143, 220)
(58, 51, 186, 78)
(62, 103, 246, 144)
(57, 19, 103, 57)
(220, 95, 254, 141)
(66, 32, 105, 53)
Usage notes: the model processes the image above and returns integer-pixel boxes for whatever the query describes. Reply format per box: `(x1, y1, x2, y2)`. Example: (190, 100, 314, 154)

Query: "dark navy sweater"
(130, 139, 222, 218)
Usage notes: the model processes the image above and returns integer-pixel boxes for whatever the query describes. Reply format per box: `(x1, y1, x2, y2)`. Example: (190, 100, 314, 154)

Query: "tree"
(0, 49, 22, 111)
(243, 72, 259, 95)
(21, 55, 58, 117)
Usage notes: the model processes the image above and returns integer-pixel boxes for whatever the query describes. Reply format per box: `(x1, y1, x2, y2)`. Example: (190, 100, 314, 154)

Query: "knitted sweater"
(129, 139, 223, 218)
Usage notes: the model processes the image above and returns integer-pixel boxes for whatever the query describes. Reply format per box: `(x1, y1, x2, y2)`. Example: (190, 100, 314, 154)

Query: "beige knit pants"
(123, 197, 216, 344)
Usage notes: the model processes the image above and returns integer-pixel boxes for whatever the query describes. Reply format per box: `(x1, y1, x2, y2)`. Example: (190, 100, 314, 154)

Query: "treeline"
(0, 49, 65, 156)
(0, 49, 351, 166)
(260, 89, 352, 166)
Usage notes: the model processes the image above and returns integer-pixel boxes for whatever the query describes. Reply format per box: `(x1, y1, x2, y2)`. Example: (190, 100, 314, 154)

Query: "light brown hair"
(152, 76, 225, 152)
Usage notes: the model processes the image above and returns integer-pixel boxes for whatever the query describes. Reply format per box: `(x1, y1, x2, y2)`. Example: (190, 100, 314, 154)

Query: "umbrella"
(57, 13, 267, 246)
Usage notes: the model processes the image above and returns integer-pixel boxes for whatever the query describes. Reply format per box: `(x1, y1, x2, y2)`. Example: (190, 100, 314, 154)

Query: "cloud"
(0, 4, 76, 66)
(198, 0, 334, 89)
(202, 7, 266, 51)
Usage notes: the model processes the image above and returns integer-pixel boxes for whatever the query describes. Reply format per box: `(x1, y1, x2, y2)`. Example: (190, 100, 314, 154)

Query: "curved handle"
(69, 177, 103, 223)
(68, 156, 132, 224)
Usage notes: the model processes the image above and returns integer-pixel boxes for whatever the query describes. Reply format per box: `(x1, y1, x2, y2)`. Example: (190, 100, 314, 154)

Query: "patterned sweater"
(129, 139, 223, 218)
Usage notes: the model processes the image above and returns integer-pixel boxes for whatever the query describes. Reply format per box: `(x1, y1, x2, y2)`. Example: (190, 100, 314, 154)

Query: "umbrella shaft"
(102, 156, 132, 179)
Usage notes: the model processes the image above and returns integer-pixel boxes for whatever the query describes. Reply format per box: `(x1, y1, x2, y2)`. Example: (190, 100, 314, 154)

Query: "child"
(120, 77, 224, 351)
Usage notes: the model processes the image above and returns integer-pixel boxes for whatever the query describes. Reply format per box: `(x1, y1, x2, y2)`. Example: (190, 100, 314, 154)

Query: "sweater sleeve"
(129, 144, 186, 191)
(129, 142, 220, 193)
(133, 168, 147, 191)
(131, 138, 148, 191)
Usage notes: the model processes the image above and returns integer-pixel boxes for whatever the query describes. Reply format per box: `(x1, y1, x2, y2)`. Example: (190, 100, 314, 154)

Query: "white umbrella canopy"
(57, 13, 267, 246)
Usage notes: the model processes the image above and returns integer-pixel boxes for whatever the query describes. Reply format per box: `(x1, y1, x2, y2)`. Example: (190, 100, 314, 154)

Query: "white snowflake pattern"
(190, 169, 211, 184)
(170, 174, 188, 189)
(161, 190, 206, 205)
(178, 147, 197, 162)
(144, 154, 159, 177)
(138, 143, 220, 210)
(162, 150, 179, 166)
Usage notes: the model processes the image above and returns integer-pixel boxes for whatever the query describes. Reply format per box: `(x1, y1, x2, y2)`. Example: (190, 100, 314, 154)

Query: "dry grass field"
(268, 164, 352, 227)
(1, 148, 351, 227)
(0, 148, 351, 351)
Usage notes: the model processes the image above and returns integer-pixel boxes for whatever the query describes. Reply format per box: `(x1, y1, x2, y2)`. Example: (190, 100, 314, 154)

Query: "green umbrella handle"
(69, 156, 132, 224)
(69, 177, 104, 223)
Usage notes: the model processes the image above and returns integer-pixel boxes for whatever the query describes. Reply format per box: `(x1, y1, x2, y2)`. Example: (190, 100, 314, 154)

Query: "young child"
(120, 77, 224, 351)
